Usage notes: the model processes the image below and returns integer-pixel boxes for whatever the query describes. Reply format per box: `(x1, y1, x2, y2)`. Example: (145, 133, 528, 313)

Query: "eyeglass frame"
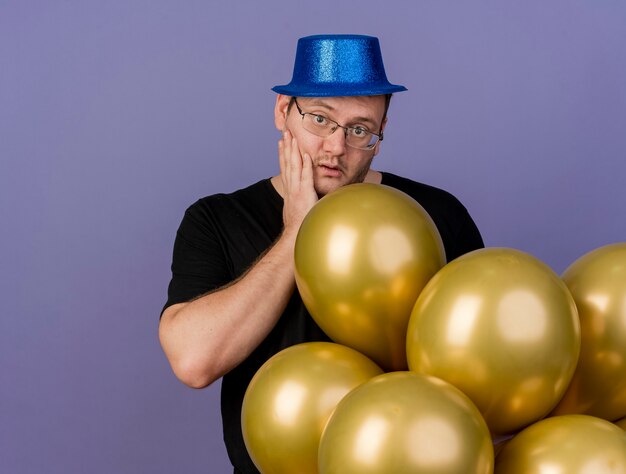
(291, 98, 384, 150)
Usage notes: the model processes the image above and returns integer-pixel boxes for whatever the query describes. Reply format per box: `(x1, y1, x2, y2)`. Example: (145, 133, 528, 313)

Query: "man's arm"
(159, 132, 316, 388)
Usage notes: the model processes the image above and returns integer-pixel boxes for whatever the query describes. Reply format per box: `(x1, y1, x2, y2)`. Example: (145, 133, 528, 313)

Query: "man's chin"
(313, 177, 345, 198)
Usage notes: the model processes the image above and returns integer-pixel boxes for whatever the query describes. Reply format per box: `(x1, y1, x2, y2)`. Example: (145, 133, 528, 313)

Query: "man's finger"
(282, 131, 291, 176)
(288, 136, 302, 185)
(301, 152, 313, 185)
(278, 139, 286, 177)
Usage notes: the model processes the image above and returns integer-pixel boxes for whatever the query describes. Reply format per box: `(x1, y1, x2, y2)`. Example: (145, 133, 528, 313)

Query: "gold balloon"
(550, 243, 626, 421)
(406, 248, 581, 435)
(241, 342, 382, 474)
(295, 183, 445, 371)
(495, 415, 626, 472)
(318, 371, 494, 474)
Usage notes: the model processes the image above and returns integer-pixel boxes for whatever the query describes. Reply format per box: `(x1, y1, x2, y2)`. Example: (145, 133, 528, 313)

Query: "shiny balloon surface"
(295, 183, 445, 371)
(495, 415, 626, 472)
(318, 371, 494, 474)
(550, 243, 626, 421)
(241, 342, 382, 474)
(406, 248, 580, 435)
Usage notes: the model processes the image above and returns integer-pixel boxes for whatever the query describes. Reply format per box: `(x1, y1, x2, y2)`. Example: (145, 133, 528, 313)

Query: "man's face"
(275, 95, 387, 197)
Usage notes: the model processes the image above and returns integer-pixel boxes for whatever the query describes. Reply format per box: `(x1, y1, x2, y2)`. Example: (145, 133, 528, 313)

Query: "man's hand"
(279, 130, 318, 235)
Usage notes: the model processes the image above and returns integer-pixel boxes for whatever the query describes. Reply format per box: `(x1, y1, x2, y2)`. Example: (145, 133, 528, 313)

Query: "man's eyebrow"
(305, 100, 378, 126)
(350, 116, 377, 127)
(305, 99, 336, 112)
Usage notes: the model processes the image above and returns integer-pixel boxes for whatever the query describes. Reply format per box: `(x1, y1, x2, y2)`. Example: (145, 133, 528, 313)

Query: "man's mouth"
(317, 163, 341, 178)
(317, 163, 342, 177)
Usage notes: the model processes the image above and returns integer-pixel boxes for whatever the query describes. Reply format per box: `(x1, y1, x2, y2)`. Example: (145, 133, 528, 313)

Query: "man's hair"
(382, 93, 392, 121)
(287, 94, 393, 130)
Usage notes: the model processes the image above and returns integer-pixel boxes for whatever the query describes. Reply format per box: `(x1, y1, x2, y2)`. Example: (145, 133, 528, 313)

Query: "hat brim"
(271, 83, 407, 97)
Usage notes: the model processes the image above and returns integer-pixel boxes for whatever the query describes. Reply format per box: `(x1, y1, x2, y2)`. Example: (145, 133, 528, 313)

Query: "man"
(159, 35, 483, 473)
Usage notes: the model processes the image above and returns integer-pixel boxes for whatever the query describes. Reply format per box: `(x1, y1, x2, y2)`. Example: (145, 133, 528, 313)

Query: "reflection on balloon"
(295, 183, 445, 371)
(495, 415, 626, 473)
(241, 342, 382, 474)
(550, 243, 626, 421)
(406, 248, 580, 435)
(318, 372, 493, 474)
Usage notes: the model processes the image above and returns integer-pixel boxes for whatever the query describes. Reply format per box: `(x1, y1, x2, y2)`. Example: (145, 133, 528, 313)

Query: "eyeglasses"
(293, 98, 383, 150)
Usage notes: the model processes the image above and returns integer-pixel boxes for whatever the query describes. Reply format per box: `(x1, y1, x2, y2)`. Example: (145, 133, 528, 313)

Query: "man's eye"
(313, 115, 328, 125)
(352, 127, 368, 137)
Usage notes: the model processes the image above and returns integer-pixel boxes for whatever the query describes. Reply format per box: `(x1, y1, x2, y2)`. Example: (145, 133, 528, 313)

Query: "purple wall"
(2, 1, 624, 472)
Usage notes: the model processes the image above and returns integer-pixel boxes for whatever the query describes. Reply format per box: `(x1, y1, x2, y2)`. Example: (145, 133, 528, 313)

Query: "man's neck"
(364, 169, 382, 184)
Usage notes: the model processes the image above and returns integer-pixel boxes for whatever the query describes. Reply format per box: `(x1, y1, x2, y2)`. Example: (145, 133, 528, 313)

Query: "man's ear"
(274, 94, 291, 131)
(373, 117, 388, 157)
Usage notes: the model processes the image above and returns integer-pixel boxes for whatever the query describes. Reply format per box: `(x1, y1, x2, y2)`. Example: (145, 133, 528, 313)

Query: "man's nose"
(323, 127, 348, 155)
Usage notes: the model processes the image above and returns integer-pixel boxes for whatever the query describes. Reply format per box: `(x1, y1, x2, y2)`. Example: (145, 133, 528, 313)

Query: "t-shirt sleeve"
(446, 201, 484, 261)
(161, 200, 232, 316)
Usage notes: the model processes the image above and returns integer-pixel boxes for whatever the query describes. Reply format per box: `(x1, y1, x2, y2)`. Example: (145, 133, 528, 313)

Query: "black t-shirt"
(163, 172, 484, 473)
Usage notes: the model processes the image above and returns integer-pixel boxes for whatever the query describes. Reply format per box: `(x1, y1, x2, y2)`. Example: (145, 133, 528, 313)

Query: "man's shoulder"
(381, 172, 462, 207)
(380, 172, 484, 260)
(176, 177, 283, 239)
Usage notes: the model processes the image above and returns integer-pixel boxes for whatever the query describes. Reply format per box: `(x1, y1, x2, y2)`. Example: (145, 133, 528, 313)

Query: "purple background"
(2, 1, 625, 472)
